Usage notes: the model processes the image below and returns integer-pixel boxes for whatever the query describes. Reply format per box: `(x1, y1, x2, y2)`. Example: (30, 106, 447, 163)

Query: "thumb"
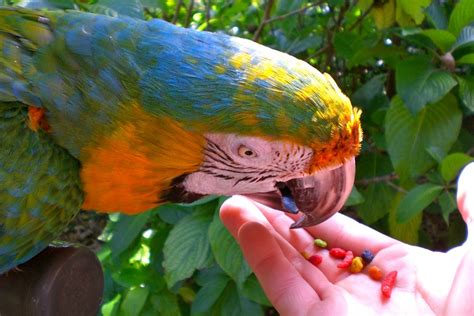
(457, 162, 474, 228)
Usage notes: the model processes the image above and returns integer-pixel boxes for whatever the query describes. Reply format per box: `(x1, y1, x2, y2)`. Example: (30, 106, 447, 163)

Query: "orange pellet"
(349, 256, 364, 273)
(368, 265, 383, 280)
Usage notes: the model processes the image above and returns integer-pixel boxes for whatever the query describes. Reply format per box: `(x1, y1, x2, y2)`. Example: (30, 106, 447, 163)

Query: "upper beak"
(244, 158, 355, 228)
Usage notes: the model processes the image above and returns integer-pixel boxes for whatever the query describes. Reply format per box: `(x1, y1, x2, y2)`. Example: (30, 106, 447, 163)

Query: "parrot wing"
(0, 8, 83, 273)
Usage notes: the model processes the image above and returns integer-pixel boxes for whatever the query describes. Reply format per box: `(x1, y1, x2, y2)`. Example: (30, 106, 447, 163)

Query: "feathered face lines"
(183, 133, 313, 196)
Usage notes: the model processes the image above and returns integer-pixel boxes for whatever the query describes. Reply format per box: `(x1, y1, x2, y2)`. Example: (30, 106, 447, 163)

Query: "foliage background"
(5, 0, 474, 314)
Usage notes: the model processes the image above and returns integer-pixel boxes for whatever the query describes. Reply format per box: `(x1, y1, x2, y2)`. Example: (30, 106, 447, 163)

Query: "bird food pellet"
(301, 251, 311, 260)
(349, 256, 364, 273)
(361, 249, 375, 264)
(308, 254, 323, 266)
(329, 248, 347, 259)
(337, 250, 354, 269)
(368, 265, 383, 280)
(381, 270, 397, 298)
(314, 239, 328, 248)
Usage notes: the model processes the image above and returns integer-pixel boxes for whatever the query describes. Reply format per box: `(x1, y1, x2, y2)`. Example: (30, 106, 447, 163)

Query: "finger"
(237, 221, 320, 315)
(221, 197, 339, 301)
(457, 162, 474, 227)
(220, 195, 270, 240)
(265, 221, 343, 298)
(256, 202, 398, 256)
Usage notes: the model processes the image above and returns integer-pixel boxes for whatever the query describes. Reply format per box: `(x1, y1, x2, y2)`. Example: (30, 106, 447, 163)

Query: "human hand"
(220, 163, 474, 316)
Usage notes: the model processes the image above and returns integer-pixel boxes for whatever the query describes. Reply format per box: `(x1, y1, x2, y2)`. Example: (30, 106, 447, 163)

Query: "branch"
(265, 1, 323, 24)
(322, 0, 351, 70)
(253, 0, 275, 42)
(356, 174, 399, 186)
(347, 2, 375, 32)
(205, 0, 211, 29)
(184, 0, 195, 28)
(386, 181, 407, 193)
(172, 0, 183, 24)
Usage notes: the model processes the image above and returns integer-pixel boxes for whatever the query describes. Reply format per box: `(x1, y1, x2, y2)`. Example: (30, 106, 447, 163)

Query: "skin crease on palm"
(220, 162, 474, 316)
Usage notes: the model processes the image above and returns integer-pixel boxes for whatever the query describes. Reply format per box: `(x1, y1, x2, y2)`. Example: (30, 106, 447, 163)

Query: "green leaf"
(287, 35, 322, 55)
(439, 190, 457, 223)
(398, 0, 431, 25)
(241, 274, 271, 306)
(457, 53, 474, 64)
(112, 267, 150, 288)
(355, 153, 396, 224)
(419, 29, 456, 52)
(452, 26, 474, 51)
(156, 203, 193, 224)
(150, 291, 181, 316)
(109, 212, 151, 259)
(457, 76, 474, 111)
(371, 0, 396, 29)
(163, 210, 214, 287)
(425, 0, 448, 29)
(425, 146, 447, 163)
(385, 95, 462, 182)
(191, 273, 230, 313)
(351, 74, 389, 112)
(345, 186, 365, 206)
(395, 56, 457, 114)
(208, 214, 252, 287)
(16, 0, 76, 9)
(389, 192, 422, 244)
(119, 287, 150, 316)
(440, 153, 474, 182)
(334, 31, 365, 60)
(101, 293, 122, 316)
(396, 184, 443, 222)
(448, 0, 474, 36)
(219, 282, 263, 316)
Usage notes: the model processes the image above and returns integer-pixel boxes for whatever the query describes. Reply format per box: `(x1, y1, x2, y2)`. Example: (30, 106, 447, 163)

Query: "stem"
(347, 2, 375, 32)
(253, 0, 275, 42)
(205, 0, 211, 29)
(356, 174, 400, 186)
(265, 1, 323, 24)
(184, 0, 195, 27)
(172, 0, 183, 24)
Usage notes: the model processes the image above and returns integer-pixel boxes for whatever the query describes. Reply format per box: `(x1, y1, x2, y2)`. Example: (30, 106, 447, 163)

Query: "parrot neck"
(78, 105, 205, 214)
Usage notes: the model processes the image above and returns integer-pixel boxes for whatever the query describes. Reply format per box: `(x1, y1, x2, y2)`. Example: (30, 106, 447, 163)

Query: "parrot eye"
(238, 145, 257, 158)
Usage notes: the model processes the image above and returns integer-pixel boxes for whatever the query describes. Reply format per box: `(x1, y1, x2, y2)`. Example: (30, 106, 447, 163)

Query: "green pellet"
(314, 238, 327, 248)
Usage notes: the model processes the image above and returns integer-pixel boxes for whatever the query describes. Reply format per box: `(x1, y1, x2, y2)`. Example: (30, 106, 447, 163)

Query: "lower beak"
(244, 158, 355, 228)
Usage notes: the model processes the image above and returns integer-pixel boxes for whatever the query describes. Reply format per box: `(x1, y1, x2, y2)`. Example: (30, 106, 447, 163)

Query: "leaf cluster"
(5, 0, 474, 314)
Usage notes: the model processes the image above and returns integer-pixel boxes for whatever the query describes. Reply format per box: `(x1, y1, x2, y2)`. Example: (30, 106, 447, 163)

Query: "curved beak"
(244, 158, 355, 228)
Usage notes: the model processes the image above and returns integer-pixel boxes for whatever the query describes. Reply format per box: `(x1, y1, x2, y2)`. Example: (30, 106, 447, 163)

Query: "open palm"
(220, 163, 474, 316)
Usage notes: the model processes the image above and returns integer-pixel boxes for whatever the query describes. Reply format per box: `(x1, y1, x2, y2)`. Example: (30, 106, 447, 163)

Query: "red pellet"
(337, 250, 354, 269)
(308, 254, 323, 266)
(368, 265, 383, 280)
(381, 270, 397, 298)
(329, 248, 347, 259)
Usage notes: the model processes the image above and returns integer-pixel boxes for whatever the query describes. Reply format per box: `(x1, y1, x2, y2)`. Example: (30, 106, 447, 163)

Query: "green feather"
(0, 103, 83, 273)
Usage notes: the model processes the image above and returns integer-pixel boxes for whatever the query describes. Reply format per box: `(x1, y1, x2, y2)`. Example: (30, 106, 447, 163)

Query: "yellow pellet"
(301, 251, 311, 260)
(349, 256, 364, 273)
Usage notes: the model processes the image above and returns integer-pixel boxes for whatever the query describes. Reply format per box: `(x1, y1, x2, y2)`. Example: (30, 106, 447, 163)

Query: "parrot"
(0, 7, 362, 274)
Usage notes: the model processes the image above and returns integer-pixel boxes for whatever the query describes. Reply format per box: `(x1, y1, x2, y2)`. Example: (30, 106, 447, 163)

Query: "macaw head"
(139, 22, 362, 227)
